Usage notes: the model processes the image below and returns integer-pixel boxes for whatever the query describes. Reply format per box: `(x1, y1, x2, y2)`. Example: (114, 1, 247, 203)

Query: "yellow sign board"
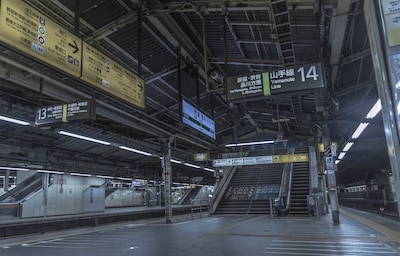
(0, 0, 82, 77)
(272, 153, 308, 163)
(81, 42, 145, 109)
(0, 0, 145, 109)
(194, 153, 209, 161)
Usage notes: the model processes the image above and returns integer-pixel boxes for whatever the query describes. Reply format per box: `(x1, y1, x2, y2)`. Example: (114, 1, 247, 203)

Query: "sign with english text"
(226, 63, 325, 101)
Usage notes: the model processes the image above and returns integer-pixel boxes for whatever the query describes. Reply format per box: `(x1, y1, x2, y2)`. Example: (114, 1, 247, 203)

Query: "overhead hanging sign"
(381, 0, 400, 47)
(35, 99, 95, 125)
(81, 42, 145, 109)
(0, 0, 82, 78)
(0, 0, 145, 109)
(213, 153, 308, 167)
(226, 62, 325, 101)
(182, 99, 216, 139)
(272, 153, 308, 163)
(213, 156, 273, 167)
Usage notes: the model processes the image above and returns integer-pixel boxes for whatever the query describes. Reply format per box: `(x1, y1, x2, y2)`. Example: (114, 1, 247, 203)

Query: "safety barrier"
(191, 199, 209, 219)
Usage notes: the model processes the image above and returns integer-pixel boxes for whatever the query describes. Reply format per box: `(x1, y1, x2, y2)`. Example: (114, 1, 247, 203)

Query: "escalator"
(180, 186, 202, 205)
(0, 172, 43, 217)
(287, 147, 310, 216)
(0, 173, 43, 203)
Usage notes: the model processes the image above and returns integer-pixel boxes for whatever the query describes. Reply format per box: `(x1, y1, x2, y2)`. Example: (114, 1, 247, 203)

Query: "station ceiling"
(0, 0, 390, 185)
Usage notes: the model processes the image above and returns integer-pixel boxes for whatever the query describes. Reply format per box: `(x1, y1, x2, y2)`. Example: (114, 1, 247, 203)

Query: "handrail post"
(269, 197, 274, 218)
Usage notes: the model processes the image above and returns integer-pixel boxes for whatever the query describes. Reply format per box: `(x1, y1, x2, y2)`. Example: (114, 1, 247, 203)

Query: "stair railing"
(275, 148, 295, 215)
(210, 152, 249, 214)
(209, 165, 237, 214)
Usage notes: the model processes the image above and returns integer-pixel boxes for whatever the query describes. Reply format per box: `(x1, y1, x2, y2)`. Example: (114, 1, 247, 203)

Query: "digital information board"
(182, 99, 215, 139)
(35, 99, 95, 125)
(0, 0, 145, 109)
(213, 153, 308, 167)
(226, 62, 325, 101)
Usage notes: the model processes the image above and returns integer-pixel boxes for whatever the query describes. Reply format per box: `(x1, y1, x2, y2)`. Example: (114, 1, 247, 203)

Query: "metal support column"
(322, 124, 339, 224)
(364, 0, 400, 218)
(4, 170, 10, 192)
(42, 172, 49, 217)
(162, 137, 174, 223)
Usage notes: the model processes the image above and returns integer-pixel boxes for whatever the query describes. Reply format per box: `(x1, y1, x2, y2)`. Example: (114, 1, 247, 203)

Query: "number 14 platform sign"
(226, 62, 325, 101)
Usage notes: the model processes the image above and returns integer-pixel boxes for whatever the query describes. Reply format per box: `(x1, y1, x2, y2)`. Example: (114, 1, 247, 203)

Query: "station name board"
(182, 99, 216, 139)
(226, 63, 325, 101)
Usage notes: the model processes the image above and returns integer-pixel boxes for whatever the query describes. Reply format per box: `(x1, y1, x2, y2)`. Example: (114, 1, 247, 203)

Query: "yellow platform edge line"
(340, 207, 400, 242)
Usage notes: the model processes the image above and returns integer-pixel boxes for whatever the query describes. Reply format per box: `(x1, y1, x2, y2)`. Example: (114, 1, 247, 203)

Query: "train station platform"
(0, 206, 399, 255)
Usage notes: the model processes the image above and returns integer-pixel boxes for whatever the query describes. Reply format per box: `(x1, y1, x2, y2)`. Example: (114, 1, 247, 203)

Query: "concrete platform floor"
(0, 207, 399, 256)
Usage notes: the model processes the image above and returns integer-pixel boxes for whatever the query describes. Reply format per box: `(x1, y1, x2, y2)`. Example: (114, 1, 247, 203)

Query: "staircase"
(288, 148, 310, 216)
(215, 164, 285, 215)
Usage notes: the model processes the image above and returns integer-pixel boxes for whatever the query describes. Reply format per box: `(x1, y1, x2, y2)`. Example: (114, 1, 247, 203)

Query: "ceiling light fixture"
(338, 152, 346, 160)
(366, 99, 381, 119)
(119, 146, 152, 156)
(184, 163, 201, 169)
(117, 177, 132, 181)
(96, 175, 114, 179)
(204, 167, 215, 172)
(70, 172, 92, 177)
(0, 166, 29, 171)
(225, 140, 275, 147)
(58, 130, 111, 145)
(342, 142, 354, 152)
(351, 122, 369, 139)
(171, 159, 182, 164)
(37, 169, 64, 174)
(0, 115, 30, 126)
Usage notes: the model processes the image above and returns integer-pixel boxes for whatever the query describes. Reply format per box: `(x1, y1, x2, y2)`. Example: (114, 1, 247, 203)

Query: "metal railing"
(190, 199, 210, 219)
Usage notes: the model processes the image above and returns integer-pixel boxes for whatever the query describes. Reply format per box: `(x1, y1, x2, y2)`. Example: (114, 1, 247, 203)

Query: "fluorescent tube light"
(184, 163, 201, 169)
(70, 172, 92, 177)
(171, 159, 182, 164)
(225, 140, 274, 147)
(37, 169, 64, 174)
(117, 177, 132, 181)
(342, 142, 354, 152)
(351, 122, 369, 139)
(335, 160, 340, 165)
(58, 130, 111, 145)
(119, 146, 152, 156)
(338, 152, 346, 160)
(0, 166, 29, 171)
(0, 115, 30, 125)
(366, 99, 381, 119)
(204, 167, 215, 172)
(96, 175, 114, 179)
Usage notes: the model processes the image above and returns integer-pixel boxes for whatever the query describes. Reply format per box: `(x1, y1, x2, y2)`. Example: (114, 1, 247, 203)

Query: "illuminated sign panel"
(35, 99, 95, 125)
(182, 99, 215, 139)
(0, 0, 82, 77)
(213, 154, 308, 167)
(226, 63, 324, 101)
(81, 42, 145, 109)
(226, 72, 267, 101)
(0, 0, 145, 110)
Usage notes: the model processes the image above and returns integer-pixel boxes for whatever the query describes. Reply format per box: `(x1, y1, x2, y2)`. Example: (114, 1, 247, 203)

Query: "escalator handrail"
(276, 148, 295, 213)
